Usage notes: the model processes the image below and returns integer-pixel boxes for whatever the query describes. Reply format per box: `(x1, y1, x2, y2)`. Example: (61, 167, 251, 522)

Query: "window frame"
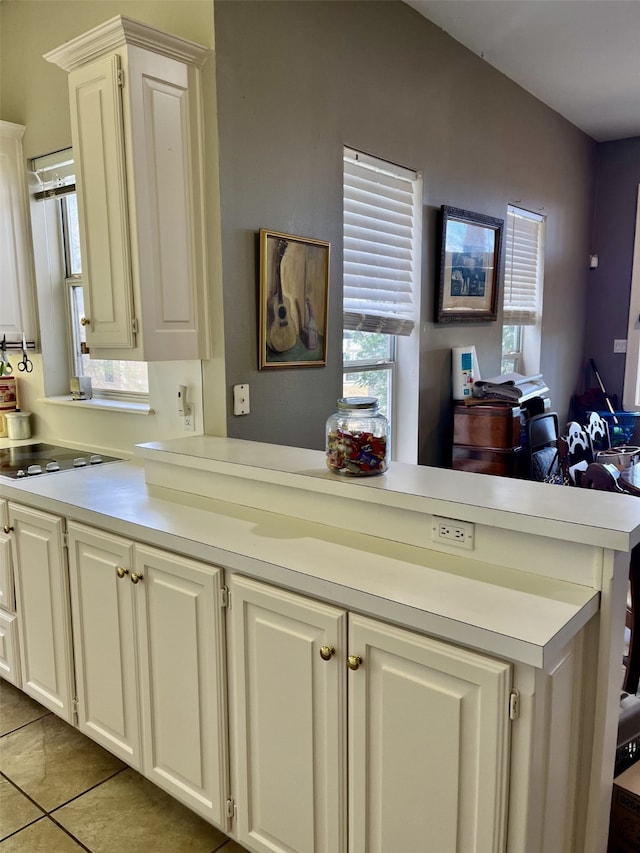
(623, 185, 640, 411)
(58, 189, 149, 400)
(342, 148, 423, 463)
(501, 205, 546, 377)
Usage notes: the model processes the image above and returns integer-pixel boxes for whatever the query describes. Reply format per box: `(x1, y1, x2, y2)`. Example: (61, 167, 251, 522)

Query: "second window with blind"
(343, 148, 423, 463)
(501, 205, 546, 376)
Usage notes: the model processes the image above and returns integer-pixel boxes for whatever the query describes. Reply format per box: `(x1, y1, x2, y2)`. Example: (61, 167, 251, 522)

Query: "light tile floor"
(0, 680, 250, 852)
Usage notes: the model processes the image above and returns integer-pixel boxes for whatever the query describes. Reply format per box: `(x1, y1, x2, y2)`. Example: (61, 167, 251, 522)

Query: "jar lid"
(337, 396, 379, 410)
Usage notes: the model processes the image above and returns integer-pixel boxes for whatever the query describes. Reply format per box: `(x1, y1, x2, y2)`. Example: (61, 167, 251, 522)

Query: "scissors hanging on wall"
(18, 333, 33, 373)
(1, 335, 13, 375)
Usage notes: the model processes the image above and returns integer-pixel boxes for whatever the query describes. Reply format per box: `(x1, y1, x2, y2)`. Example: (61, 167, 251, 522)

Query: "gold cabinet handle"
(3, 525, 13, 534)
(319, 645, 335, 661)
(116, 566, 129, 579)
(347, 654, 362, 671)
(80, 317, 91, 326)
(130, 572, 143, 584)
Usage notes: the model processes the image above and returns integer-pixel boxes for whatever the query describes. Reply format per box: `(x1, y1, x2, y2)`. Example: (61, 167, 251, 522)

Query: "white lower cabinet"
(0, 502, 21, 687)
(67, 523, 228, 827)
(228, 573, 347, 853)
(66, 525, 140, 766)
(227, 574, 512, 853)
(348, 613, 512, 853)
(8, 503, 73, 720)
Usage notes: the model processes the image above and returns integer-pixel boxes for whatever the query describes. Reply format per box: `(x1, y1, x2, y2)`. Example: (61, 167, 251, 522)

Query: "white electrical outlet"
(432, 515, 475, 550)
(614, 339, 627, 354)
(183, 408, 195, 431)
(233, 384, 250, 415)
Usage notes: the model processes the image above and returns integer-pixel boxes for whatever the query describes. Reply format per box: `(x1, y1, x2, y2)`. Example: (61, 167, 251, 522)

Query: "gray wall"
(585, 137, 640, 406)
(215, 0, 596, 465)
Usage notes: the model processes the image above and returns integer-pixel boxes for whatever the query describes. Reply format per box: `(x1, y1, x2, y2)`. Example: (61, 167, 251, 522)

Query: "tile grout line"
(1, 684, 250, 853)
(0, 710, 52, 739)
(47, 812, 93, 852)
(49, 764, 129, 815)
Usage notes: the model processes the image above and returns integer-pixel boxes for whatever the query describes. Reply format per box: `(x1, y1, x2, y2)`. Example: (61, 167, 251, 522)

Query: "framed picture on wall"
(259, 229, 330, 368)
(435, 205, 504, 323)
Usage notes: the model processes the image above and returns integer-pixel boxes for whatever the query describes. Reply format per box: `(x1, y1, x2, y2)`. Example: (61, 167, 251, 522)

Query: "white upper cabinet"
(0, 122, 39, 346)
(44, 16, 210, 361)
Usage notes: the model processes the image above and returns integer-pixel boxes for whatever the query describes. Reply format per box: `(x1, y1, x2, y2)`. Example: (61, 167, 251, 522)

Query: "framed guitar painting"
(259, 229, 330, 368)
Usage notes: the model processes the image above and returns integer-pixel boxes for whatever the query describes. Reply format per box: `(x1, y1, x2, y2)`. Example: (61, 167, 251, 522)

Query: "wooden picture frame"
(435, 206, 504, 323)
(259, 229, 330, 368)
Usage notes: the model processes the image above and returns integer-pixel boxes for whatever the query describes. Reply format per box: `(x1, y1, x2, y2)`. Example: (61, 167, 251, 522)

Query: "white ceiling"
(406, 0, 640, 143)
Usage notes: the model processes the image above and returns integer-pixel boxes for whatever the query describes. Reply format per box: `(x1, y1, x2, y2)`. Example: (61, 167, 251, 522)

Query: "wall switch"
(233, 384, 250, 415)
(432, 515, 474, 550)
(614, 339, 627, 353)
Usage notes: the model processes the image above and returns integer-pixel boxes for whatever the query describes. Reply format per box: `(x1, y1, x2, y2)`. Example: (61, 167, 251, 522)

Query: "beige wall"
(1, 0, 227, 457)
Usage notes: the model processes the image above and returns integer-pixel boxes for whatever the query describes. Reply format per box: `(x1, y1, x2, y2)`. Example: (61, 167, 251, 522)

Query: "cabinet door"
(348, 613, 512, 853)
(134, 545, 228, 827)
(125, 45, 207, 361)
(0, 610, 21, 687)
(68, 54, 135, 349)
(0, 527, 16, 613)
(228, 574, 347, 853)
(0, 121, 38, 344)
(67, 523, 140, 768)
(8, 503, 74, 721)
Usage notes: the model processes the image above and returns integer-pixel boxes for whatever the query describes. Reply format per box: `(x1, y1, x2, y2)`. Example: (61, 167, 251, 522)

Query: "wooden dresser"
(452, 402, 524, 476)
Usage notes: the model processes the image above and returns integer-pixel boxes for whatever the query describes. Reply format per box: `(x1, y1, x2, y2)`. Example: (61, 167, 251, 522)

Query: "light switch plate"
(233, 384, 250, 415)
(614, 339, 627, 353)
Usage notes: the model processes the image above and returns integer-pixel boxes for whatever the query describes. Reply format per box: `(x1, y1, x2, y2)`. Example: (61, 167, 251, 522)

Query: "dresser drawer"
(453, 403, 522, 449)
(452, 445, 524, 477)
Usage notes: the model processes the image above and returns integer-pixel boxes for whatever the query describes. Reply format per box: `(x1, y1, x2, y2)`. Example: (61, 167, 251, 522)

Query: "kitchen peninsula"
(2, 435, 639, 853)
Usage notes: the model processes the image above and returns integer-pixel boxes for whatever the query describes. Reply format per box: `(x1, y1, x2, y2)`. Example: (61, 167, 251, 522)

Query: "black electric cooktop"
(0, 442, 123, 479)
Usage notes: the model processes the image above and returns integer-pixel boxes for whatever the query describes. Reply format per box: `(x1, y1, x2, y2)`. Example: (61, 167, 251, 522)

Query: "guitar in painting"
(299, 253, 319, 351)
(299, 295, 318, 351)
(266, 238, 296, 353)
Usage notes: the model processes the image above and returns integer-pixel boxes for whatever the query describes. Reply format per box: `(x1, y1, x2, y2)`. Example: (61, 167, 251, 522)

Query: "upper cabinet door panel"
(127, 48, 196, 338)
(68, 54, 135, 349)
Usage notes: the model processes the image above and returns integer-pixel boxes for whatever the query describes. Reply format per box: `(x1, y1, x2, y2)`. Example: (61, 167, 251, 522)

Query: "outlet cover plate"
(432, 515, 475, 550)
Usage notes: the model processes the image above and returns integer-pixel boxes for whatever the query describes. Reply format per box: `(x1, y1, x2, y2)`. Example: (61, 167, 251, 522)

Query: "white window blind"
(503, 206, 545, 326)
(343, 148, 422, 336)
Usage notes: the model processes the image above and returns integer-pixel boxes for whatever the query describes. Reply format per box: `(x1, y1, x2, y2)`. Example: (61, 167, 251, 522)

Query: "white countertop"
(136, 435, 640, 551)
(0, 455, 601, 668)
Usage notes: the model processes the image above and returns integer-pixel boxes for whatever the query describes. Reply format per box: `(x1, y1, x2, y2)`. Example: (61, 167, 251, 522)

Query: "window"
(343, 148, 422, 462)
(33, 150, 148, 398)
(623, 185, 640, 411)
(501, 206, 545, 375)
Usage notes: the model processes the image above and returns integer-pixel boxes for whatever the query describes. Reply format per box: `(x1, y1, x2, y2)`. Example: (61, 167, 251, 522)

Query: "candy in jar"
(325, 397, 390, 476)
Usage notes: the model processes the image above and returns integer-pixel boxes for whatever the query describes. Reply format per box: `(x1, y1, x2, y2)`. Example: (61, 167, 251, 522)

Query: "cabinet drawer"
(0, 534, 15, 613)
(453, 403, 522, 449)
(452, 445, 524, 477)
(0, 610, 21, 687)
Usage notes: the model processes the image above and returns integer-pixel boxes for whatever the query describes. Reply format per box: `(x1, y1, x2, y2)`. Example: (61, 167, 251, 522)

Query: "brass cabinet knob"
(116, 566, 129, 579)
(347, 655, 362, 671)
(3, 525, 13, 534)
(130, 572, 143, 584)
(319, 645, 335, 661)
(80, 317, 91, 326)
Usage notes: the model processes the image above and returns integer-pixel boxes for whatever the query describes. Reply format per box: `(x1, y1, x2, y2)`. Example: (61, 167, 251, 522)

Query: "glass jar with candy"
(325, 397, 390, 476)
